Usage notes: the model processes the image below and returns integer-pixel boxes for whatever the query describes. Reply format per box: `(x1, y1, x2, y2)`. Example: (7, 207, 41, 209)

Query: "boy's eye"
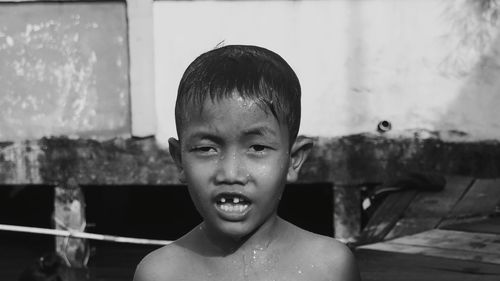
(191, 146, 217, 154)
(249, 145, 271, 154)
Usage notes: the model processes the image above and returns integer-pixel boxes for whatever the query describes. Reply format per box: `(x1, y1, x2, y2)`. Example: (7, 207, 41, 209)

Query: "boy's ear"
(168, 137, 186, 183)
(287, 136, 314, 183)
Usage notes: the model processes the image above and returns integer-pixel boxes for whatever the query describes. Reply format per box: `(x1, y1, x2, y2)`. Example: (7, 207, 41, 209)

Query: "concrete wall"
(0, 2, 130, 141)
(154, 0, 500, 145)
(2, 0, 498, 144)
(1, 0, 500, 186)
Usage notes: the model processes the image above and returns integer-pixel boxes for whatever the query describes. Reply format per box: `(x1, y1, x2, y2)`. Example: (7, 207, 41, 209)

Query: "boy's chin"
(207, 220, 258, 241)
(222, 222, 254, 239)
(205, 214, 279, 244)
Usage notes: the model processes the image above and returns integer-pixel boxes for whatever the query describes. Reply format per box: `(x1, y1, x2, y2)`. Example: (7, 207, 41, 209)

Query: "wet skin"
(135, 95, 361, 281)
(170, 95, 295, 246)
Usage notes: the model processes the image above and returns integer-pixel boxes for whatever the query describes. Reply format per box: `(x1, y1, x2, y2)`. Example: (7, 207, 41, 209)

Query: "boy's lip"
(213, 192, 252, 221)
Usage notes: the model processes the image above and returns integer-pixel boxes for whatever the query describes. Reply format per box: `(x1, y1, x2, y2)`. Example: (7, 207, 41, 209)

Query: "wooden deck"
(356, 216, 500, 281)
(355, 176, 500, 281)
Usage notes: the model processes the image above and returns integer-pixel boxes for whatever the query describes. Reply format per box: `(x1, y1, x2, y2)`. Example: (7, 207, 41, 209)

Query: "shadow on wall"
(436, 2, 500, 139)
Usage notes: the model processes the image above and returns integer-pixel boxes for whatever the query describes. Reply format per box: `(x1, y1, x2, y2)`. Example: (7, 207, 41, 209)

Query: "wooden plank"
(388, 229, 500, 254)
(442, 217, 500, 235)
(358, 190, 418, 244)
(360, 229, 500, 264)
(440, 179, 500, 227)
(386, 176, 474, 239)
(356, 248, 500, 281)
(361, 243, 500, 265)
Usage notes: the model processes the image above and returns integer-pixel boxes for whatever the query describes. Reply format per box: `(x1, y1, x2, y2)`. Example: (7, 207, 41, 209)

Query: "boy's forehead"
(205, 94, 260, 113)
(178, 94, 288, 138)
(185, 94, 269, 121)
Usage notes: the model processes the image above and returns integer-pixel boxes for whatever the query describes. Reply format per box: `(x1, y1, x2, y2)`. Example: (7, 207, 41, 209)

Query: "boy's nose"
(214, 152, 248, 185)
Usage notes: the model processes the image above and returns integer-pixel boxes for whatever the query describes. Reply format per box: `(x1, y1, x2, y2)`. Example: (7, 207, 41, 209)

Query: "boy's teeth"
(220, 203, 248, 212)
(217, 196, 247, 204)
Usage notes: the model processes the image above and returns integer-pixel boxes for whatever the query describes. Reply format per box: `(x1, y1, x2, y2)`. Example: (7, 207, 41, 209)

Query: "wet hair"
(175, 45, 301, 144)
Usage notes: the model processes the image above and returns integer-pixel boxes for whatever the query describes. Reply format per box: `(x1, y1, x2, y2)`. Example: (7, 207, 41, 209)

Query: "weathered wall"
(2, 135, 500, 185)
(0, 138, 177, 185)
(0, 2, 130, 141)
(1, 0, 500, 186)
(153, 0, 500, 144)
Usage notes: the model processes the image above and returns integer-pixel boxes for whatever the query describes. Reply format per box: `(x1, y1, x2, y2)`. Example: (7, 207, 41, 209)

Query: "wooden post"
(54, 178, 89, 268)
(333, 184, 361, 243)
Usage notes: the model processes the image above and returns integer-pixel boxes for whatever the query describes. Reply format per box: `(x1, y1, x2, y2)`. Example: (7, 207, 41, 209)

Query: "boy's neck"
(201, 215, 282, 256)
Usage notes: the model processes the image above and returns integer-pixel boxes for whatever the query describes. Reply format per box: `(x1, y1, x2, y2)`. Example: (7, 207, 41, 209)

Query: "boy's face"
(170, 94, 308, 239)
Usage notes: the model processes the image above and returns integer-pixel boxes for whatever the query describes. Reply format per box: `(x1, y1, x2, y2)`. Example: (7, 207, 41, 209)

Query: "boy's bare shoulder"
(287, 223, 361, 281)
(133, 241, 191, 281)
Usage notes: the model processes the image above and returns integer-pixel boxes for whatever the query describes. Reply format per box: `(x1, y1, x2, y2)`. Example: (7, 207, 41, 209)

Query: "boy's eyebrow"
(184, 131, 223, 142)
(242, 126, 277, 137)
(183, 125, 278, 141)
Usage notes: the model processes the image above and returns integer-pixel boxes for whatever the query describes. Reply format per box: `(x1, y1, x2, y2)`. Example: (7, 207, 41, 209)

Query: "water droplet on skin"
(295, 265, 303, 275)
(6, 36, 14, 46)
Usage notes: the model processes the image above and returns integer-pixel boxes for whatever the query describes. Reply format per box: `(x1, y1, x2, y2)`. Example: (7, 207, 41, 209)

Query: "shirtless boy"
(134, 45, 360, 281)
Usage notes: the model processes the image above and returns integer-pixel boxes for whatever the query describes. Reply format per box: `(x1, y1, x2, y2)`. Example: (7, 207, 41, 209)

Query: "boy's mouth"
(214, 193, 251, 213)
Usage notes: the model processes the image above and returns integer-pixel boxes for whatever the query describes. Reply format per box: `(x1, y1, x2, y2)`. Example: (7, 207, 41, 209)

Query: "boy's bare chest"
(175, 252, 327, 281)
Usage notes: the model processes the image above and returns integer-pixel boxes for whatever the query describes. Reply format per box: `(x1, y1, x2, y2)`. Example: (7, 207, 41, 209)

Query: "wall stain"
(0, 141, 42, 184)
(1, 133, 500, 185)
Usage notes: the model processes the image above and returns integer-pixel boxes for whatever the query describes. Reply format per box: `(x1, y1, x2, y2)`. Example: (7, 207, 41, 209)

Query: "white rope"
(0, 223, 172, 246)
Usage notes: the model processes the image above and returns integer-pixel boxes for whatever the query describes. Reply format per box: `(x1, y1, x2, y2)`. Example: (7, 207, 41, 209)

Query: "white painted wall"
(154, 0, 500, 146)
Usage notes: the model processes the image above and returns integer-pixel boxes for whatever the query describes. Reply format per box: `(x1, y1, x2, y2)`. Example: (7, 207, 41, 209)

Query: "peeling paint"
(0, 141, 42, 184)
(0, 2, 129, 141)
